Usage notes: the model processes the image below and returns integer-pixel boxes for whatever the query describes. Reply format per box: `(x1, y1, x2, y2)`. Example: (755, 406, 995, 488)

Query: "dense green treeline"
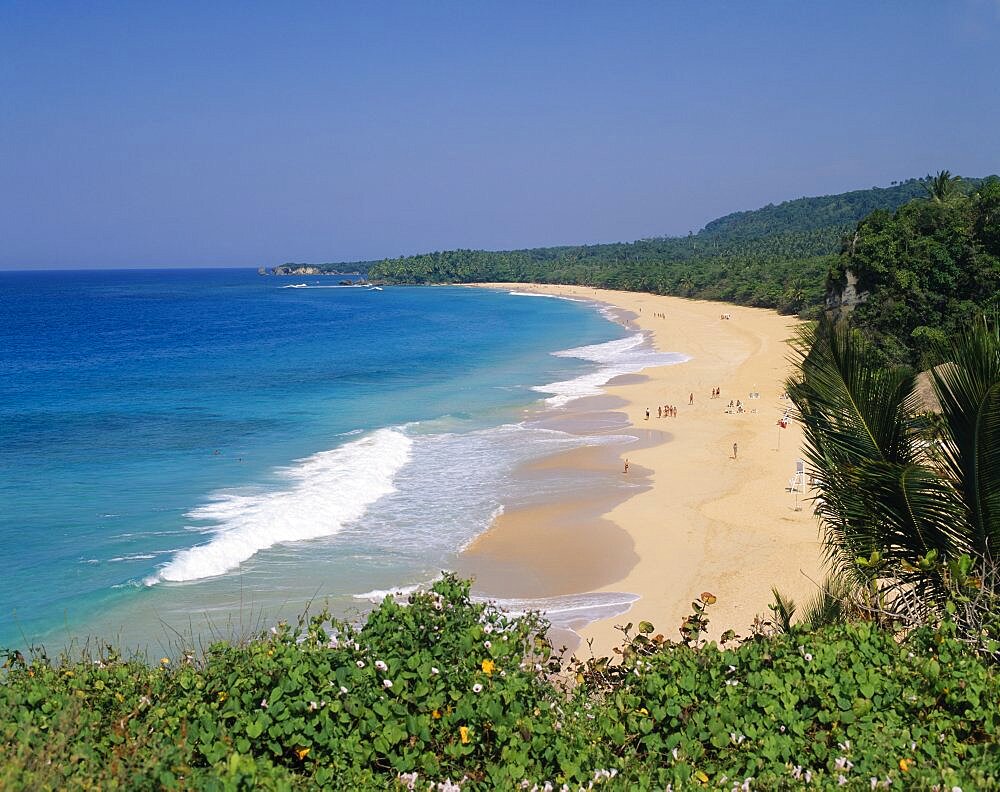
(359, 177, 987, 317)
(830, 175, 1000, 366)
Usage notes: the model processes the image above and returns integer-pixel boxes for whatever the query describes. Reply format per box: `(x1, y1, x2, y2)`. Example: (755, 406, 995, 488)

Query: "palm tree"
(786, 313, 1000, 618)
(922, 169, 963, 204)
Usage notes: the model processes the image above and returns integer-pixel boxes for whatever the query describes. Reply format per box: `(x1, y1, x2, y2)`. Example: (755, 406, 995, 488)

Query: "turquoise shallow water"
(0, 270, 683, 652)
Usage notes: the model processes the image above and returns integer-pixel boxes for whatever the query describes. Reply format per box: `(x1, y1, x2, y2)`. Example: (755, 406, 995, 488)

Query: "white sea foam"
(147, 428, 413, 584)
(506, 290, 588, 303)
(534, 333, 689, 407)
(483, 592, 639, 629)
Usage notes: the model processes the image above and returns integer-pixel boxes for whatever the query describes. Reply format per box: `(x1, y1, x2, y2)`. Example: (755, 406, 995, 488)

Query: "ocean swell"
(148, 428, 413, 584)
(534, 333, 689, 407)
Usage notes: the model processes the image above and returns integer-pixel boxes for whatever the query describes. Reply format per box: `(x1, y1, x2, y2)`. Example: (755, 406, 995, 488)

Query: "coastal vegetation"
(785, 312, 1000, 649)
(3, 576, 999, 790)
(828, 173, 1000, 366)
(364, 179, 942, 316)
(352, 176, 997, 331)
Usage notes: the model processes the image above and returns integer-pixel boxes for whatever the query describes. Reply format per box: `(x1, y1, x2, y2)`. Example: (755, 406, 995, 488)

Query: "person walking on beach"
(689, 392, 694, 406)
(623, 458, 629, 474)
(658, 406, 662, 418)
(645, 407, 650, 420)
(732, 441, 738, 460)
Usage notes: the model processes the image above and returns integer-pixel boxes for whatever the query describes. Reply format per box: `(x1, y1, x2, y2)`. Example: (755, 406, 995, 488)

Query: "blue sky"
(2, 1, 998, 269)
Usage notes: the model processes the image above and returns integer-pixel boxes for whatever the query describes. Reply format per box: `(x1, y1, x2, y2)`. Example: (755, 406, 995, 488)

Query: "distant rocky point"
(260, 261, 377, 276)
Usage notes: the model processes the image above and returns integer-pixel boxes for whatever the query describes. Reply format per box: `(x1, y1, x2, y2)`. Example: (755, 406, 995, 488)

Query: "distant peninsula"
(260, 261, 377, 276)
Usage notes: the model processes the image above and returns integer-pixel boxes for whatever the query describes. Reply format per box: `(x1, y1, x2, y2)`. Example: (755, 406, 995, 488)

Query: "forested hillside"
(354, 177, 985, 316)
(830, 173, 1000, 366)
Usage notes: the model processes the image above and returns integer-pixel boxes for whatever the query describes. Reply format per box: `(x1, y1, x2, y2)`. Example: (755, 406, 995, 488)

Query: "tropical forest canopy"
(347, 177, 984, 314)
(828, 173, 1000, 366)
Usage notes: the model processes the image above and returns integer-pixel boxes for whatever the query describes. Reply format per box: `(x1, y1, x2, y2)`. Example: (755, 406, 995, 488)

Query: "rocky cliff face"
(271, 265, 326, 275)
(264, 265, 365, 276)
(825, 268, 867, 317)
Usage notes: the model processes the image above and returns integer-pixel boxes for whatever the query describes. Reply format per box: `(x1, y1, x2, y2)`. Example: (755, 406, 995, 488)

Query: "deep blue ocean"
(0, 270, 682, 652)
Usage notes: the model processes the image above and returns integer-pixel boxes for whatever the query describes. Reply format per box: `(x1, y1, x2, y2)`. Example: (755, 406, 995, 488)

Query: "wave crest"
(535, 333, 689, 406)
(148, 428, 412, 584)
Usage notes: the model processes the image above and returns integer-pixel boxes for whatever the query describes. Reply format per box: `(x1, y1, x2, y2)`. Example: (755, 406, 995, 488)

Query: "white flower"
(804, 653, 813, 662)
(375, 660, 388, 672)
(327, 637, 339, 649)
(398, 771, 419, 791)
(339, 686, 348, 695)
(260, 698, 268, 709)
(356, 660, 365, 668)
(472, 683, 483, 693)
(431, 666, 440, 675)
(484, 640, 492, 649)
(383, 679, 393, 689)
(484, 623, 494, 634)
(308, 700, 319, 711)
(837, 775, 847, 786)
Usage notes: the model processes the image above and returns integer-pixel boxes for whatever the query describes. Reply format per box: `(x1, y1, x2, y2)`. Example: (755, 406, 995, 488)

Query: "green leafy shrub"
(3, 578, 1000, 790)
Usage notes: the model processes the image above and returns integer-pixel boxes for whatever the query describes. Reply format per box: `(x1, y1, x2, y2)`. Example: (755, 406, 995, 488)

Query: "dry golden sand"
(461, 284, 825, 657)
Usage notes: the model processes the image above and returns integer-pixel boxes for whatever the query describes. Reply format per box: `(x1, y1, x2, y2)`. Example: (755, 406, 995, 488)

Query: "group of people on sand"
(656, 405, 678, 418)
(709, 387, 721, 399)
(652, 311, 666, 319)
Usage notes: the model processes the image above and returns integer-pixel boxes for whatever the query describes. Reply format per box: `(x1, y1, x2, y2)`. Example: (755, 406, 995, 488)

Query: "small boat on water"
(281, 283, 309, 289)
(368, 286, 384, 291)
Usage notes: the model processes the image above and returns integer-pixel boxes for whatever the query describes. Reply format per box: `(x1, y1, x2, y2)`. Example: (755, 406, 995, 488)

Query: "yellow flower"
(694, 769, 709, 784)
(899, 758, 911, 773)
(217, 691, 228, 702)
(160, 657, 170, 665)
(432, 709, 441, 719)
(481, 659, 495, 675)
(459, 726, 470, 745)
(295, 746, 310, 760)
(638, 707, 649, 715)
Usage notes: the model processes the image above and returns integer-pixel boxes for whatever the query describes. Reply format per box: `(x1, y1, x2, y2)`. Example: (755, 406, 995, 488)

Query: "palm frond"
(800, 573, 856, 629)
(768, 587, 797, 633)
(931, 313, 1000, 557)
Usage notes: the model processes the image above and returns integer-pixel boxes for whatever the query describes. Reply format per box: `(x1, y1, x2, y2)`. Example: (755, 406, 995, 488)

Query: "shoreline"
(461, 283, 824, 656)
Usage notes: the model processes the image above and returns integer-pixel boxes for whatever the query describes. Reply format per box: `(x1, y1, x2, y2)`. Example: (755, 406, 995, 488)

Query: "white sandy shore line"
(470, 283, 825, 656)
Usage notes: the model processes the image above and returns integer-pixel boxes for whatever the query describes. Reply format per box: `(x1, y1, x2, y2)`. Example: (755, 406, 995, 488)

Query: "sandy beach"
(460, 284, 825, 657)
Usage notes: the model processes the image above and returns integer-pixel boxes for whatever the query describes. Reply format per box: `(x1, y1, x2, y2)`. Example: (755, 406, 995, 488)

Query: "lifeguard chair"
(788, 459, 807, 492)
